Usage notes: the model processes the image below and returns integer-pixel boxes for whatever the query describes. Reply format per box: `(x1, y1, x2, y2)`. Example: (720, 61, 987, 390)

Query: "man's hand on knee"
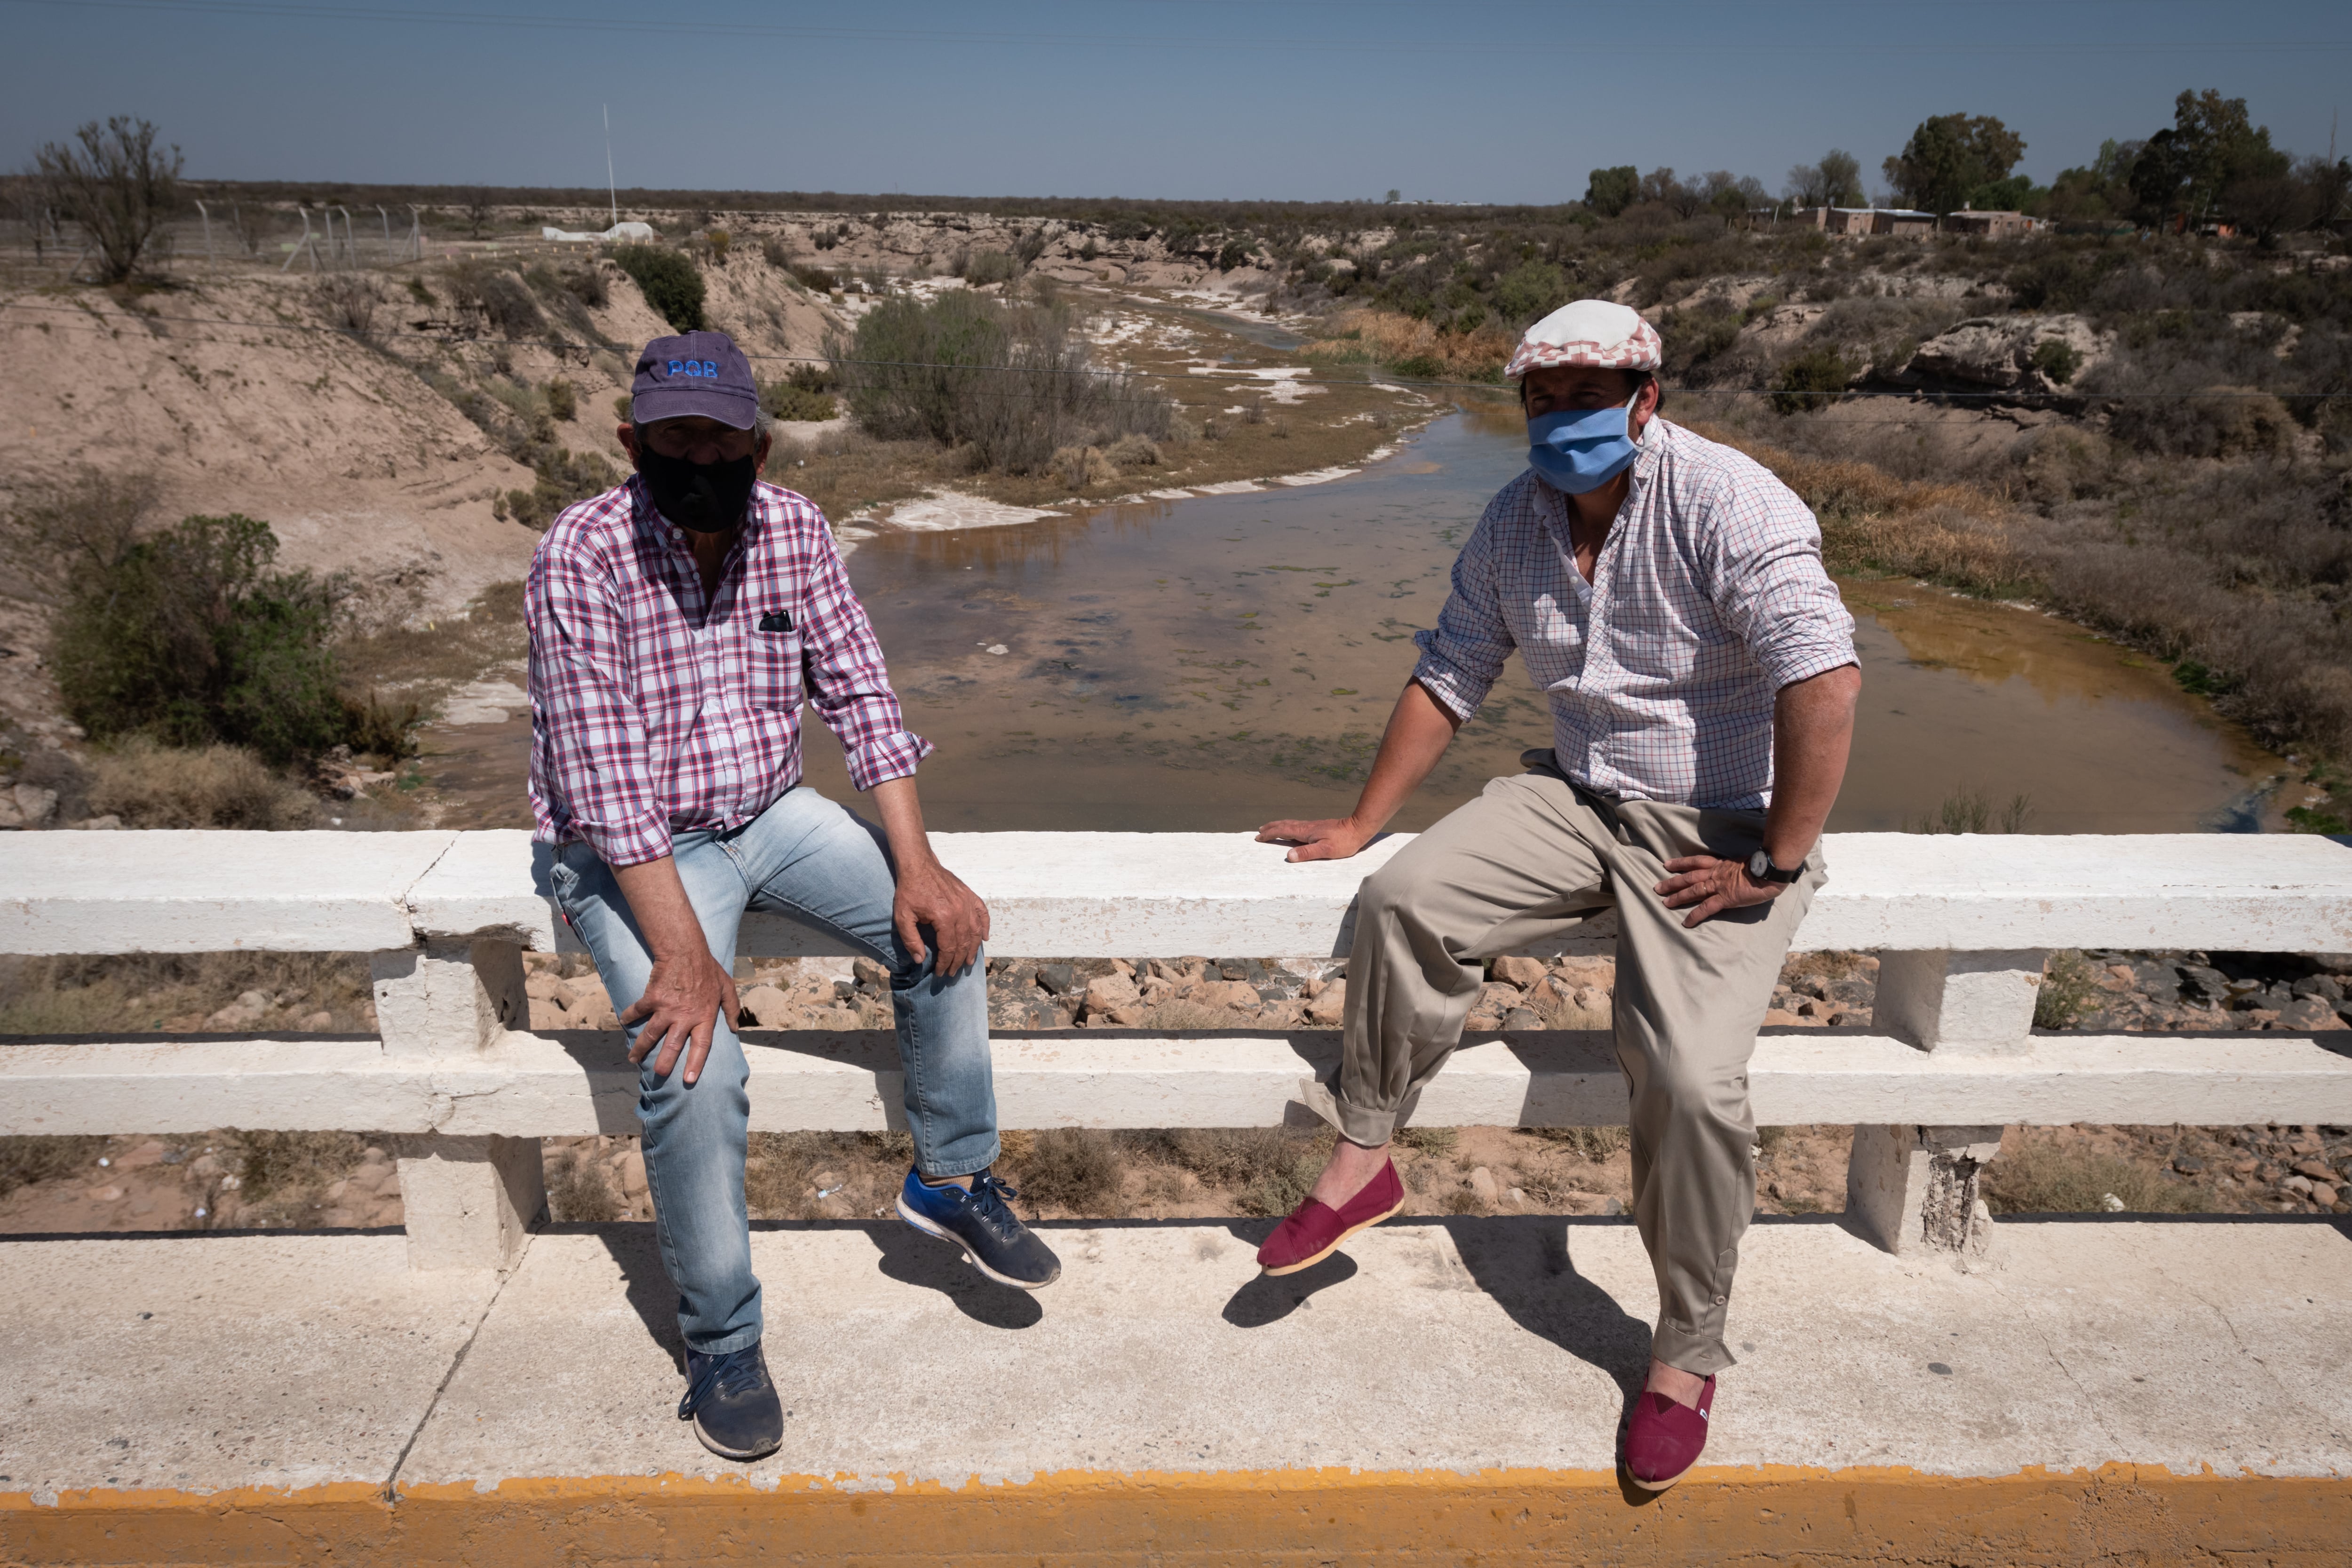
(610, 854, 740, 1086)
(623, 947, 740, 1085)
(893, 854, 989, 977)
(1653, 856, 1786, 928)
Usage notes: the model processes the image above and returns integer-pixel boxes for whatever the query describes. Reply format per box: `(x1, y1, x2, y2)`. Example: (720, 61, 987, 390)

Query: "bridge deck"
(3, 1216, 2347, 1564)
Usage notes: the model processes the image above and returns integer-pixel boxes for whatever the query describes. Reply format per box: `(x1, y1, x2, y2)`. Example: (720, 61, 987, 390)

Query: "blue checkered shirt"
(1413, 419, 1856, 810)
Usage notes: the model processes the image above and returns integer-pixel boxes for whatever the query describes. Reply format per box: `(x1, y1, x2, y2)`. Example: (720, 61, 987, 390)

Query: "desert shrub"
(1050, 445, 1118, 488)
(1105, 433, 1161, 467)
(2034, 949, 2101, 1031)
(791, 264, 840, 293)
(835, 289, 1170, 474)
(1770, 346, 1851, 413)
(447, 263, 545, 340)
(2031, 337, 2082, 385)
(759, 380, 838, 422)
(760, 236, 792, 270)
(545, 1146, 621, 1222)
(31, 115, 181, 282)
(1128, 1126, 1333, 1216)
(1008, 1128, 1127, 1214)
(343, 690, 421, 763)
(81, 738, 319, 828)
(563, 265, 608, 308)
(315, 275, 381, 340)
(50, 512, 350, 762)
(0, 1135, 110, 1198)
(1493, 260, 1571, 328)
(1983, 1131, 2212, 1214)
(960, 249, 1018, 286)
(1395, 1126, 1458, 1156)
(543, 376, 577, 422)
(608, 243, 706, 331)
(496, 445, 623, 531)
(226, 1129, 369, 1203)
(1390, 353, 1443, 379)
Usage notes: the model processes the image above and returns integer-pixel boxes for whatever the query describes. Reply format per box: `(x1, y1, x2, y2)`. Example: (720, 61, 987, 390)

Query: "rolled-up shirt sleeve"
(1410, 505, 1515, 722)
(1701, 470, 1857, 691)
(800, 523, 932, 791)
(528, 545, 672, 868)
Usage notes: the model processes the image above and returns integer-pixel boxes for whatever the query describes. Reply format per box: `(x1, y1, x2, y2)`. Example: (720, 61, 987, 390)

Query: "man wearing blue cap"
(527, 329, 1060, 1463)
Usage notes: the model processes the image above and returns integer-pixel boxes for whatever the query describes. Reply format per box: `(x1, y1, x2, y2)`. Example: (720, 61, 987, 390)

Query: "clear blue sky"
(5, 0, 2347, 202)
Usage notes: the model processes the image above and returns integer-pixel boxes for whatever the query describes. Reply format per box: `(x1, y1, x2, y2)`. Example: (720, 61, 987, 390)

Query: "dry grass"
(1123, 1126, 1335, 1217)
(1983, 1129, 2213, 1215)
(0, 1134, 109, 1199)
(1303, 309, 1515, 381)
(546, 1146, 621, 1222)
(82, 738, 321, 829)
(1528, 1125, 1629, 1162)
(0, 951, 374, 1035)
(1006, 1127, 1128, 1216)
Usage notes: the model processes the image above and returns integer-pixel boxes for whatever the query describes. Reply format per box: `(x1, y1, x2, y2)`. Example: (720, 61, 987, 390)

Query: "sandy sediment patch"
(881, 491, 1068, 532)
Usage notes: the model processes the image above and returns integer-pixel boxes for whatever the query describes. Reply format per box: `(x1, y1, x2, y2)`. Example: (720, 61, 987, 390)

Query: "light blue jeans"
(548, 785, 1000, 1355)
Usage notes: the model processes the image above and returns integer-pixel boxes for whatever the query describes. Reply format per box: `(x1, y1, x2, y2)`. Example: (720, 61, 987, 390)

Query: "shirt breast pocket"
(746, 614, 803, 711)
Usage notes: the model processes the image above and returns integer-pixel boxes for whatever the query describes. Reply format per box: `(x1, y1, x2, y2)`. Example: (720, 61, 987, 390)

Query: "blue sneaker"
(678, 1342, 783, 1461)
(896, 1169, 1062, 1289)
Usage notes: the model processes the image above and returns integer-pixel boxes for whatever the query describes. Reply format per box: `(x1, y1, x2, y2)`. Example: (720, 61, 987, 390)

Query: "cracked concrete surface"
(5, 1216, 2342, 1502)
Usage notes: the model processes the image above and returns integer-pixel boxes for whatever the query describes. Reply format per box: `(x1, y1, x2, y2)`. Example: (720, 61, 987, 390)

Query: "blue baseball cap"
(630, 330, 759, 429)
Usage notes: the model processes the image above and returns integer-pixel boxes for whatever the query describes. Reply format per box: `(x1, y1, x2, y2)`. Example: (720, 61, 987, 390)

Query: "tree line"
(1584, 88, 2349, 243)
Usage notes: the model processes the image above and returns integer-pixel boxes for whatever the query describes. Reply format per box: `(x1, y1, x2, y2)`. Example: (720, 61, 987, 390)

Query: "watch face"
(1747, 849, 1770, 879)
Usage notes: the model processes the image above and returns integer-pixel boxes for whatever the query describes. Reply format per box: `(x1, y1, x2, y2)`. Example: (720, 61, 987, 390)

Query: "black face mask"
(638, 446, 757, 534)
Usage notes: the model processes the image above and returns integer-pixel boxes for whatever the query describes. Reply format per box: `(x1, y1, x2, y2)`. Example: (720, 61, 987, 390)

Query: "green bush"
(759, 381, 838, 422)
(2031, 337, 2082, 385)
(1390, 353, 1444, 379)
(609, 243, 707, 332)
(834, 289, 1170, 473)
(543, 376, 577, 422)
(52, 513, 350, 763)
(962, 249, 1018, 286)
(496, 445, 623, 531)
(1493, 260, 1570, 327)
(1770, 347, 1852, 413)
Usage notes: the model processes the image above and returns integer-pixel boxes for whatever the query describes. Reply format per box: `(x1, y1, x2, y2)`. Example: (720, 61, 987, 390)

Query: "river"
(413, 400, 2287, 837)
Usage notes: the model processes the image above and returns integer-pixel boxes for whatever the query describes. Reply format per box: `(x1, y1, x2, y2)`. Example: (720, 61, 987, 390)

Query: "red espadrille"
(1623, 1375, 1715, 1490)
(1255, 1160, 1404, 1276)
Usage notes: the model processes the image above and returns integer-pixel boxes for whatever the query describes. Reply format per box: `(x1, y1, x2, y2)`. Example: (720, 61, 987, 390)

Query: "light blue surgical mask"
(1527, 397, 1641, 494)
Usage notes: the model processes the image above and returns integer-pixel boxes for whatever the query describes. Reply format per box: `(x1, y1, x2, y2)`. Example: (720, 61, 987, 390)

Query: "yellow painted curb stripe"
(7, 1463, 2351, 1565)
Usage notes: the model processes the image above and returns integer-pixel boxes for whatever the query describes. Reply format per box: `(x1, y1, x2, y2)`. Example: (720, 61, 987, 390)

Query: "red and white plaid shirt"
(1413, 419, 1856, 811)
(527, 475, 930, 867)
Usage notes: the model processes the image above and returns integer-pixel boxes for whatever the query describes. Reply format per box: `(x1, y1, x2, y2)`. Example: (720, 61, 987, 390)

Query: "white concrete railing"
(7, 828, 2352, 1269)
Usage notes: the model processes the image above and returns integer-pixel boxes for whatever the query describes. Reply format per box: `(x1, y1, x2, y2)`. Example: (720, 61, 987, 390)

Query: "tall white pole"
(604, 103, 618, 230)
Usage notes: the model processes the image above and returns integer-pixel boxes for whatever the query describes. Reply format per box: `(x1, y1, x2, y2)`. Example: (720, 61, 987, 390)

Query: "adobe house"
(1948, 209, 2036, 239)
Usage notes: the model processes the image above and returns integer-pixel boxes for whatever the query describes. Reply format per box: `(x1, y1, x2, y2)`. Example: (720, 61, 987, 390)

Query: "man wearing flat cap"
(527, 330, 1061, 1464)
(1255, 301, 1860, 1489)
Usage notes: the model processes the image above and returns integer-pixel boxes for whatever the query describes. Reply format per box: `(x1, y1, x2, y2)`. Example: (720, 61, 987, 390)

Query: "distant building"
(1789, 207, 1936, 237)
(1947, 210, 2036, 239)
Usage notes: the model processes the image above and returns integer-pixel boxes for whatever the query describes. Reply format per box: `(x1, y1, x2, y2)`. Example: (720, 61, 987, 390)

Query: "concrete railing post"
(1847, 949, 2045, 1259)
(1845, 1124, 2003, 1262)
(370, 939, 542, 1270)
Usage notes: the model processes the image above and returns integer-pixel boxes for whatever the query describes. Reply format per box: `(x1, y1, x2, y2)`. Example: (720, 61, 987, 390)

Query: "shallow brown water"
(415, 404, 2285, 836)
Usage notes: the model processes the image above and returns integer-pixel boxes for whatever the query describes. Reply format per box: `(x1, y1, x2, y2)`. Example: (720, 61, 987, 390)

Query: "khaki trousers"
(1322, 756, 1823, 1375)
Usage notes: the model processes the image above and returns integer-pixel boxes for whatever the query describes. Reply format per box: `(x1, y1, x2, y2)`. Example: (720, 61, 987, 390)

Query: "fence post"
(1845, 949, 2045, 1258)
(371, 938, 542, 1271)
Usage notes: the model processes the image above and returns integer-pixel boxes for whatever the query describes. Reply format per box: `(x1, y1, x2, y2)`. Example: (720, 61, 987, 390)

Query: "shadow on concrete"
(1221, 1251, 1359, 1327)
(580, 1223, 687, 1370)
(1430, 1216, 1655, 1402)
(856, 1222, 1045, 1330)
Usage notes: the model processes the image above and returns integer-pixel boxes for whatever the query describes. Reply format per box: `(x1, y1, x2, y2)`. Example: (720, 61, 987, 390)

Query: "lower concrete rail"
(2, 1217, 2347, 1565)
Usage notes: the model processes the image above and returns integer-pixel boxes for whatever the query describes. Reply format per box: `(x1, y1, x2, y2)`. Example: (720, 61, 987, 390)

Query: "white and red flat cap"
(1504, 299, 1663, 379)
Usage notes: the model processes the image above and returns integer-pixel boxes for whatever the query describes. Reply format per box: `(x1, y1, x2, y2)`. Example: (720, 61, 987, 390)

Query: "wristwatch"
(1746, 849, 1802, 886)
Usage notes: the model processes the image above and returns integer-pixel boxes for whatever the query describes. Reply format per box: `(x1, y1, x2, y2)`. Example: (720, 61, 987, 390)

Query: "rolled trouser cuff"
(1298, 1077, 1412, 1147)
(1649, 1316, 1737, 1377)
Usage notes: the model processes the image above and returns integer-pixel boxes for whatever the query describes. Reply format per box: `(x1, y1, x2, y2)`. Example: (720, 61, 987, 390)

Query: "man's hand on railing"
(1256, 817, 1374, 863)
